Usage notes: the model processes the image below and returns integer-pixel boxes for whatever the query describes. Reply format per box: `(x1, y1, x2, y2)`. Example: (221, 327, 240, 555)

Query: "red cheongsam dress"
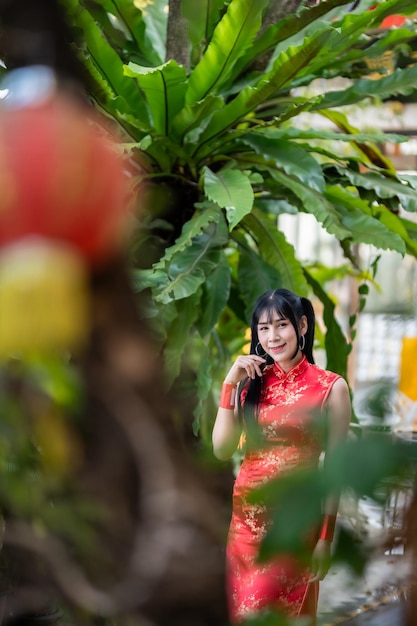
(226, 355, 341, 623)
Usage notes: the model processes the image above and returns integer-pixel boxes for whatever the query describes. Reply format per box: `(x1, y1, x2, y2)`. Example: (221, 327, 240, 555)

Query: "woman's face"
(256, 308, 307, 372)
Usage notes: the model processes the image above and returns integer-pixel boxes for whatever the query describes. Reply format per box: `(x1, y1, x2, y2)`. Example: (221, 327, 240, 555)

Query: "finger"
(254, 364, 264, 377)
(254, 362, 266, 377)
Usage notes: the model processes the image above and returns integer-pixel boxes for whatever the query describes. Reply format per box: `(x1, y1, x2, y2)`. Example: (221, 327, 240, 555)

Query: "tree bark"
(166, 0, 189, 69)
(1, 257, 231, 626)
(252, 0, 316, 72)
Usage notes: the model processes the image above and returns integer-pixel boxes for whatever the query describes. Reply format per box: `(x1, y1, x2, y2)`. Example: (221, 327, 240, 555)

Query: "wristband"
(319, 514, 336, 542)
(220, 382, 237, 410)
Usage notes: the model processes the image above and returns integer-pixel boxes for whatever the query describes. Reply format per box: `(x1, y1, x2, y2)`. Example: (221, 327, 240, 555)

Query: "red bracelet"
(220, 383, 237, 410)
(319, 514, 337, 542)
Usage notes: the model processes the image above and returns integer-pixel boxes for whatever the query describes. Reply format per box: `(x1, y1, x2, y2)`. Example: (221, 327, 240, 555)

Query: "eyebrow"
(258, 316, 285, 324)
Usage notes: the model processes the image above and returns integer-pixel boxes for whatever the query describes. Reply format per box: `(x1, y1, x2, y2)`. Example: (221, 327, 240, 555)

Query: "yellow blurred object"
(396, 337, 417, 430)
(0, 238, 90, 357)
(242, 327, 251, 355)
(399, 338, 417, 402)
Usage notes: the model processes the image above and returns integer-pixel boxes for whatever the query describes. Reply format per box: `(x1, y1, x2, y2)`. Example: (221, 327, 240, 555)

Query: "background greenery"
(57, 0, 417, 434)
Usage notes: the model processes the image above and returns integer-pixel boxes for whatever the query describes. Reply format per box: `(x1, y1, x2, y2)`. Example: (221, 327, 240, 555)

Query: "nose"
(268, 327, 279, 342)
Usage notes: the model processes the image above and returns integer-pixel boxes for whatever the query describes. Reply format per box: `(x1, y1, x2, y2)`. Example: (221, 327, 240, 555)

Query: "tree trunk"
(1, 257, 231, 626)
(253, 0, 316, 71)
(166, 0, 189, 68)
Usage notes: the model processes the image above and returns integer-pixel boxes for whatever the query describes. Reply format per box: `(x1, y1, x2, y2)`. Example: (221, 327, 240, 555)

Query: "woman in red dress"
(212, 289, 351, 624)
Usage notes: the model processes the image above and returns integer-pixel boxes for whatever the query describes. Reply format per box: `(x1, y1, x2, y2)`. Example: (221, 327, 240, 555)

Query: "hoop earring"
(255, 342, 266, 357)
(299, 334, 305, 351)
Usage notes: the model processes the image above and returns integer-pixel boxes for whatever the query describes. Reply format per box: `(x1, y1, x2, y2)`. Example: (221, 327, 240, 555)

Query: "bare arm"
(212, 354, 265, 461)
(323, 377, 352, 514)
(311, 377, 351, 580)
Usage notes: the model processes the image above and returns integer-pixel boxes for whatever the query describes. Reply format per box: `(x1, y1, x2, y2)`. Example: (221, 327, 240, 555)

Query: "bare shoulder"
(328, 377, 350, 404)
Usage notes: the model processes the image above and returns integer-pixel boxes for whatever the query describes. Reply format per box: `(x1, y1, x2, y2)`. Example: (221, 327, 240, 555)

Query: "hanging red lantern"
(0, 68, 132, 355)
(0, 88, 130, 265)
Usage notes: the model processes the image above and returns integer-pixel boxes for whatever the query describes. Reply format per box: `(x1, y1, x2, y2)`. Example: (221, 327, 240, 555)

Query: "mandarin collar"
(268, 354, 309, 382)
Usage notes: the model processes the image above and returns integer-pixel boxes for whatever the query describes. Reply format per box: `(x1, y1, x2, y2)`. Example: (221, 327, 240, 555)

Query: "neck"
(277, 351, 303, 373)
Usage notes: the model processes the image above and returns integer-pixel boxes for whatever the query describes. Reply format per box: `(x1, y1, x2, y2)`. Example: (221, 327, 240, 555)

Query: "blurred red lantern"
(0, 91, 130, 264)
(0, 72, 132, 355)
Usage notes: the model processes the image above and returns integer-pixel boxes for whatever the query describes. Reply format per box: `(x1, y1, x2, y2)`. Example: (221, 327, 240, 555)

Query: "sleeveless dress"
(226, 356, 340, 623)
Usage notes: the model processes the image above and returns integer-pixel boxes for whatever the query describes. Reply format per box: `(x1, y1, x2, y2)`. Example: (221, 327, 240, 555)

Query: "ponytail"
(300, 296, 315, 364)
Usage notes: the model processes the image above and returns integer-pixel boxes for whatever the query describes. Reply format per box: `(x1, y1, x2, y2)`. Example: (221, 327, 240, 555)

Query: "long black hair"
(240, 289, 316, 429)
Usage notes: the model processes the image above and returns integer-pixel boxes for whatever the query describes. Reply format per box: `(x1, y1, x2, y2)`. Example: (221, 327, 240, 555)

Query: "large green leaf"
(247, 30, 333, 108)
(182, 0, 225, 51)
(398, 172, 417, 191)
(242, 134, 325, 193)
(160, 242, 217, 303)
(132, 267, 169, 292)
(164, 291, 201, 387)
(156, 220, 229, 303)
(325, 185, 407, 254)
(324, 435, 407, 496)
(124, 60, 187, 135)
(317, 110, 396, 171)
(185, 0, 270, 104)
(154, 204, 222, 270)
(194, 339, 215, 438)
(139, 0, 168, 63)
(89, 0, 164, 66)
(237, 246, 285, 322)
(399, 216, 417, 256)
(192, 29, 329, 158)
(258, 468, 324, 560)
(234, 0, 353, 76)
(77, 2, 134, 54)
(340, 169, 417, 213)
(257, 126, 407, 147)
(171, 94, 225, 145)
(304, 270, 349, 378)
(338, 206, 406, 254)
(315, 64, 417, 111)
(258, 433, 409, 560)
(196, 253, 232, 337)
(203, 167, 254, 230)
(242, 209, 308, 297)
(61, 0, 151, 126)
(383, 213, 417, 255)
(266, 169, 352, 241)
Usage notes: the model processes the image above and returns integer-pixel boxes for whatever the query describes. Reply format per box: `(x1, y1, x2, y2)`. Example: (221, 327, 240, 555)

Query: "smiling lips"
(270, 344, 285, 352)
